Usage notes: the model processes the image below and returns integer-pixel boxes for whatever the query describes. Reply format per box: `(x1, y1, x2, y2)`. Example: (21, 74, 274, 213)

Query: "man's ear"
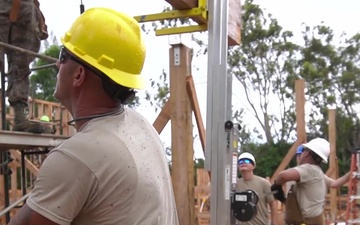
(73, 66, 86, 87)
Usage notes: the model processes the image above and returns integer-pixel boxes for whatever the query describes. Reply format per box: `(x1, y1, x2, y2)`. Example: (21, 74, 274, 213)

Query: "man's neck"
(241, 171, 254, 181)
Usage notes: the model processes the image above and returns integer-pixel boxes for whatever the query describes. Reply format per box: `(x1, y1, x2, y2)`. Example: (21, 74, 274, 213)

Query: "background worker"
(9, 8, 179, 225)
(272, 138, 330, 225)
(236, 152, 278, 225)
(295, 145, 351, 188)
(0, 0, 49, 133)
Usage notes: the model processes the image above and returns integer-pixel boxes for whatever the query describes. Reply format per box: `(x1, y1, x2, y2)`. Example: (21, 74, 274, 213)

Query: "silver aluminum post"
(205, 0, 232, 224)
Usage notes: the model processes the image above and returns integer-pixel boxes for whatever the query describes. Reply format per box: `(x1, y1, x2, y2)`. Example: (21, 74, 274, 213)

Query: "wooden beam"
(296, 79, 306, 141)
(186, 76, 205, 152)
(164, 0, 242, 46)
(271, 79, 306, 182)
(169, 44, 195, 225)
(10, 150, 39, 176)
(152, 100, 171, 134)
(271, 140, 302, 183)
(165, 0, 197, 10)
(328, 109, 337, 217)
(186, 75, 211, 181)
(228, 0, 242, 46)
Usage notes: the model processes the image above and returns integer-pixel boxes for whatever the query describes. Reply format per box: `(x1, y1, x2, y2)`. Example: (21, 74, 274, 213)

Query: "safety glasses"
(238, 159, 252, 165)
(59, 47, 84, 65)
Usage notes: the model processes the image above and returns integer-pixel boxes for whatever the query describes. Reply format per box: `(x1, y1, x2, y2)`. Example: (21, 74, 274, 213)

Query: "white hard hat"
(238, 152, 256, 165)
(302, 138, 330, 163)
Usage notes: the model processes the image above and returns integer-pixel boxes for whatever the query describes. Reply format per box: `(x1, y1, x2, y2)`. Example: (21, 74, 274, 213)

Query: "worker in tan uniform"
(272, 138, 331, 225)
(295, 145, 351, 189)
(236, 152, 278, 225)
(0, 0, 49, 133)
(9, 8, 179, 225)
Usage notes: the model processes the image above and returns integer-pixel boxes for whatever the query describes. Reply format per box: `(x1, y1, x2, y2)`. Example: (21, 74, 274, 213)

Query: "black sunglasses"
(59, 47, 102, 77)
(59, 47, 82, 64)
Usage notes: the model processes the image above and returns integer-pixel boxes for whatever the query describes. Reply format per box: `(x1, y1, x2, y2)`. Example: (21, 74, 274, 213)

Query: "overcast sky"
(39, 0, 360, 158)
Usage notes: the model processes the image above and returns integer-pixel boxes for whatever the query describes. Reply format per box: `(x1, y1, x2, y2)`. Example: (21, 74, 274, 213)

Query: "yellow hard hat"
(40, 115, 50, 122)
(61, 8, 146, 89)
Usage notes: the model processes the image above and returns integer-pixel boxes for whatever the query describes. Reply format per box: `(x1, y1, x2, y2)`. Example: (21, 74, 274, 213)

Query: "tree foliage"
(229, 0, 300, 144)
(30, 44, 59, 102)
(226, 0, 360, 174)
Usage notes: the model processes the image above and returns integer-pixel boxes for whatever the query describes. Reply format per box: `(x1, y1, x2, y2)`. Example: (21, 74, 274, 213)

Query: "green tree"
(228, 0, 300, 144)
(30, 44, 60, 102)
(297, 24, 360, 173)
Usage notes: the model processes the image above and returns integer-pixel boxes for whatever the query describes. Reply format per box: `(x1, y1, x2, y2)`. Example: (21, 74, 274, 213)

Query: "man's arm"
(275, 168, 300, 185)
(8, 204, 60, 225)
(269, 200, 278, 225)
(325, 172, 351, 188)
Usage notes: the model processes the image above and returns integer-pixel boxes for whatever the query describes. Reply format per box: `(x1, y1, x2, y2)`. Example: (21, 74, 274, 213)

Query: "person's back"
(27, 108, 178, 225)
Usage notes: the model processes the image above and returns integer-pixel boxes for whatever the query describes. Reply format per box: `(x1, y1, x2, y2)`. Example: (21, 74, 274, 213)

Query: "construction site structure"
(4, 1, 352, 225)
(345, 149, 360, 224)
(0, 0, 241, 224)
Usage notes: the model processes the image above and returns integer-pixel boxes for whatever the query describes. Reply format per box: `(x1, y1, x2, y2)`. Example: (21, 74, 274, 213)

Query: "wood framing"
(164, 0, 242, 46)
(165, 0, 197, 9)
(169, 44, 195, 225)
(152, 100, 171, 134)
(271, 79, 306, 183)
(328, 109, 337, 217)
(228, 0, 242, 46)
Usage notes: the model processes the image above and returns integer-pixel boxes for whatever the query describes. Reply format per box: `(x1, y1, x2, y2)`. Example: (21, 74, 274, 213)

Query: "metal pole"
(0, 193, 31, 218)
(30, 63, 57, 71)
(1, 54, 11, 223)
(205, 0, 232, 224)
(21, 150, 27, 204)
(0, 41, 57, 63)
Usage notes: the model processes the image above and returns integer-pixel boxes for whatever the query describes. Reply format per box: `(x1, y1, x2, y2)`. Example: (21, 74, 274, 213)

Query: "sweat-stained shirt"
(27, 108, 179, 225)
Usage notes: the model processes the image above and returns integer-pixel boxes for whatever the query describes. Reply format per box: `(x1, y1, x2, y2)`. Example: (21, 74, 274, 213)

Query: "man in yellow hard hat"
(0, 0, 49, 133)
(9, 8, 179, 225)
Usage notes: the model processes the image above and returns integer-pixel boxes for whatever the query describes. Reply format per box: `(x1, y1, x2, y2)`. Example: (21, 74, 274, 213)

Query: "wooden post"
(169, 43, 195, 225)
(328, 109, 337, 219)
(271, 79, 306, 182)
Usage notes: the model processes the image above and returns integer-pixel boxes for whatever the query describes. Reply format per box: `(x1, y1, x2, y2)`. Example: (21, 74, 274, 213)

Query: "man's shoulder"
(253, 175, 270, 183)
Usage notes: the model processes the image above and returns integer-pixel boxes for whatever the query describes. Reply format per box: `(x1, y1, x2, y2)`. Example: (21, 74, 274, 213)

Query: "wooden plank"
(0, 130, 68, 151)
(295, 80, 306, 141)
(328, 109, 337, 218)
(10, 150, 39, 176)
(152, 100, 171, 134)
(228, 0, 242, 46)
(186, 76, 205, 151)
(271, 80, 306, 182)
(169, 44, 195, 225)
(165, 0, 197, 10)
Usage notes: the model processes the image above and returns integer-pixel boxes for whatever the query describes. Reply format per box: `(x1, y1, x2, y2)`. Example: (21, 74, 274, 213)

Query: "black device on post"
(231, 190, 258, 222)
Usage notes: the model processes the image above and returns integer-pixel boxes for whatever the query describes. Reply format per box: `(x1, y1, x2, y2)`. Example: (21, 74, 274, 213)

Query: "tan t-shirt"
(236, 175, 275, 225)
(27, 108, 179, 225)
(294, 164, 325, 218)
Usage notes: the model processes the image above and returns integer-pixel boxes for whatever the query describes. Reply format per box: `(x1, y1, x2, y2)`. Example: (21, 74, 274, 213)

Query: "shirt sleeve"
(323, 174, 331, 186)
(264, 179, 275, 203)
(294, 164, 321, 183)
(26, 149, 98, 225)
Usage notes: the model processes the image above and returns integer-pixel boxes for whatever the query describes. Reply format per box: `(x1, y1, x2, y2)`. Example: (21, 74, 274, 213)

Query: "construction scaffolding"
(0, 0, 242, 224)
(0, 41, 73, 224)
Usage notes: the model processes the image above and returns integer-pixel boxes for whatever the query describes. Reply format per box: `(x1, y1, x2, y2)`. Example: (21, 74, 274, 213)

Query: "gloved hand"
(271, 182, 286, 203)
